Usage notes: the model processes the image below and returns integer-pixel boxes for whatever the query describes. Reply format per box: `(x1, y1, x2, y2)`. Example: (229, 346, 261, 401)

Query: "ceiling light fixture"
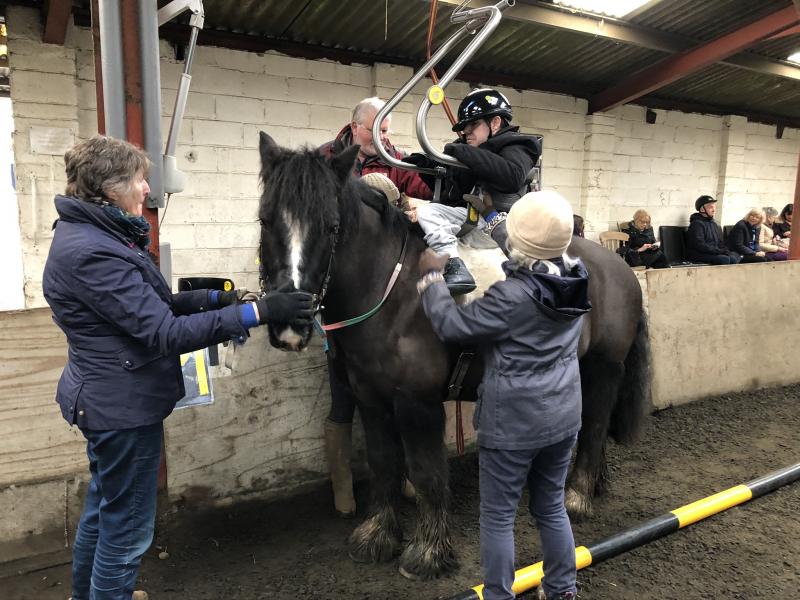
(788, 51, 800, 64)
(552, 0, 655, 19)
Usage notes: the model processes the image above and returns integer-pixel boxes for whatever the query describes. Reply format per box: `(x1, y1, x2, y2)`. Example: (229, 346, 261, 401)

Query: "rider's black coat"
(411, 126, 541, 209)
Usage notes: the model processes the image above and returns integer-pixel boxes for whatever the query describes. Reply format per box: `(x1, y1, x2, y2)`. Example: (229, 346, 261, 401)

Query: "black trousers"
(739, 254, 770, 263)
(625, 248, 670, 269)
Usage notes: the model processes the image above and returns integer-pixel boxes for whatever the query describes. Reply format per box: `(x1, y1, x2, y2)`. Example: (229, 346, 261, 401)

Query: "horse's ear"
(259, 131, 281, 168)
(330, 144, 360, 182)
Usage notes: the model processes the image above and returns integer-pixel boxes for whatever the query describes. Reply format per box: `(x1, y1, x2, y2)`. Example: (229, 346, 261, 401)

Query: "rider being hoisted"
(412, 88, 542, 294)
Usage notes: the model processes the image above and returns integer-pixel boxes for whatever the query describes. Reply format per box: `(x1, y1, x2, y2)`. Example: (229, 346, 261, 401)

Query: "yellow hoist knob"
(428, 85, 445, 105)
(223, 280, 233, 291)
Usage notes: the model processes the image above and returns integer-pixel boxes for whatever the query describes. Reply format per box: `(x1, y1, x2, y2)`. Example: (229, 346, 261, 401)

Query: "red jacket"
(319, 125, 432, 200)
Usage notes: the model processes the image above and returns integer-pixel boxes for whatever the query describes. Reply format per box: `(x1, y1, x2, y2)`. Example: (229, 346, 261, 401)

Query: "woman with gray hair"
(726, 207, 769, 263)
(44, 135, 313, 600)
(416, 190, 589, 600)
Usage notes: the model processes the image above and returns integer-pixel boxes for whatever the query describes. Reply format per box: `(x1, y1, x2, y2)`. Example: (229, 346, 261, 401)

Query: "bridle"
(259, 215, 410, 334)
(311, 223, 340, 315)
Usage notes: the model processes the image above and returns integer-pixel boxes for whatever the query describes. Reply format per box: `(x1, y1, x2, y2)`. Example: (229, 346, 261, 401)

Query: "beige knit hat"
(361, 172, 400, 205)
(506, 190, 574, 260)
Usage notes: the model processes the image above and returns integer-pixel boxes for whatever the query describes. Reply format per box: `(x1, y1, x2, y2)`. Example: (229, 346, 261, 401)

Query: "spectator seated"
(620, 210, 669, 269)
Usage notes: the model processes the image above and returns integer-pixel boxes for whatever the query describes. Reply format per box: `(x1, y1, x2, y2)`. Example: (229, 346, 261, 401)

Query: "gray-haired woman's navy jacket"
(43, 195, 249, 431)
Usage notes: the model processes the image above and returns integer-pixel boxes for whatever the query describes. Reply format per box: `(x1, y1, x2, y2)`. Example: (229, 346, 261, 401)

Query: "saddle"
(447, 350, 483, 402)
(443, 242, 507, 402)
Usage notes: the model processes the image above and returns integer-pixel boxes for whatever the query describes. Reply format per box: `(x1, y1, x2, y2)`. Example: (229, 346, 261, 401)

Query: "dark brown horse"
(256, 132, 649, 580)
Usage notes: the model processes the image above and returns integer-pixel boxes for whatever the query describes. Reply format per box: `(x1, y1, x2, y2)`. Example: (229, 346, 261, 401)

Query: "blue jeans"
(479, 436, 577, 600)
(71, 422, 162, 600)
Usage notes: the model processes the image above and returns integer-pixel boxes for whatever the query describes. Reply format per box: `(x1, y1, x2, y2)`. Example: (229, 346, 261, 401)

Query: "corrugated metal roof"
(649, 62, 800, 116)
(751, 34, 800, 62)
(630, 0, 790, 40)
(41, 0, 800, 124)
(187, 0, 800, 123)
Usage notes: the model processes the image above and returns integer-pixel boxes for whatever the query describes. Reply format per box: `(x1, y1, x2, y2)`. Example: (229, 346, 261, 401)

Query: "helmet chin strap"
(485, 117, 497, 139)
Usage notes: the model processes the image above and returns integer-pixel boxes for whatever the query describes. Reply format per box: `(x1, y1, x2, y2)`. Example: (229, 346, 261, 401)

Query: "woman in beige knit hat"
(417, 190, 589, 600)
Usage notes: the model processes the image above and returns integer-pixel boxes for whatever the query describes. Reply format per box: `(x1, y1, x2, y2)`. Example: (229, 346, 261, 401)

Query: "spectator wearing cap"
(727, 208, 769, 263)
(416, 190, 588, 600)
(685, 195, 741, 265)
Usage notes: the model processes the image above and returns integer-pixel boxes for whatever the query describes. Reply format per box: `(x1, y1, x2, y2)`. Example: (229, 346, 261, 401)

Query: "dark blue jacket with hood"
(421, 255, 590, 450)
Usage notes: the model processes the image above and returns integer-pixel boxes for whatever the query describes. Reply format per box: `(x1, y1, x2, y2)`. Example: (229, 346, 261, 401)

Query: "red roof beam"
(766, 23, 800, 40)
(589, 6, 800, 114)
(43, 0, 73, 45)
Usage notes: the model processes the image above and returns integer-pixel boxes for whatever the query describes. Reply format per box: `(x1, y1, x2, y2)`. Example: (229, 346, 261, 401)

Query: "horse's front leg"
(396, 398, 458, 580)
(348, 401, 404, 563)
(566, 356, 623, 519)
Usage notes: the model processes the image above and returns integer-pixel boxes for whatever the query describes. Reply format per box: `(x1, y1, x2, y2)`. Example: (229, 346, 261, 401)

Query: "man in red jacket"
(319, 97, 432, 202)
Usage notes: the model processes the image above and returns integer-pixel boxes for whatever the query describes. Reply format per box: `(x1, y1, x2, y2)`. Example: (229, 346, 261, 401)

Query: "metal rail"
(372, 0, 514, 174)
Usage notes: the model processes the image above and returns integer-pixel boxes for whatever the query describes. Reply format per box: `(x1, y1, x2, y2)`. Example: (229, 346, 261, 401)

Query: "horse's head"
(257, 131, 360, 351)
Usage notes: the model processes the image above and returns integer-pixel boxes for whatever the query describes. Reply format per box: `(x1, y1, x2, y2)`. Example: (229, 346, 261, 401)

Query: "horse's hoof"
(564, 487, 593, 520)
(348, 514, 402, 564)
(398, 566, 419, 581)
(401, 478, 417, 502)
(336, 508, 356, 519)
(398, 541, 458, 581)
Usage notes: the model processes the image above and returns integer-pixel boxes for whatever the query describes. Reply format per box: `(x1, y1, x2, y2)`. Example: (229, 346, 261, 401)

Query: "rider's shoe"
(444, 257, 476, 295)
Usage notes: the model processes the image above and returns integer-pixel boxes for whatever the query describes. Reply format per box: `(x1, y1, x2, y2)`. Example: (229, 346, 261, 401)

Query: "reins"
(317, 227, 410, 332)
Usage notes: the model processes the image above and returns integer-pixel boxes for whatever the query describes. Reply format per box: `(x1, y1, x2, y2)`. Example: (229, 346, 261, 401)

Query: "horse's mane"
(260, 145, 411, 242)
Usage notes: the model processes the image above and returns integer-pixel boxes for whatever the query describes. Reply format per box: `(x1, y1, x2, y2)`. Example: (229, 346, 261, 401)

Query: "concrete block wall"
(604, 105, 724, 232)
(727, 120, 799, 222)
(7, 6, 799, 308)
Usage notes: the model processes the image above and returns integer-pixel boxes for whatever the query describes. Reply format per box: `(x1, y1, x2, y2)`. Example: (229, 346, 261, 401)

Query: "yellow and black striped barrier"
(448, 462, 800, 600)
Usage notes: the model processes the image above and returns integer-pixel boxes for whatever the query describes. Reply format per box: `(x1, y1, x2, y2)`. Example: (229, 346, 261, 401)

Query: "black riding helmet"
(452, 88, 513, 132)
(695, 195, 717, 212)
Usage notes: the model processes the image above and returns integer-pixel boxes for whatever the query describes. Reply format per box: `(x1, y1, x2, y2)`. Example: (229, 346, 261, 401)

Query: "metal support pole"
(372, 28, 469, 174)
(416, 3, 507, 168)
(371, 0, 514, 174)
(790, 152, 800, 259)
(98, 0, 126, 138)
(90, 0, 105, 135)
(139, 0, 165, 208)
(120, 0, 159, 260)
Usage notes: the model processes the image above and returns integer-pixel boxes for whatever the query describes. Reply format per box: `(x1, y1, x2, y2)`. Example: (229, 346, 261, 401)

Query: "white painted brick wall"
(7, 6, 799, 308)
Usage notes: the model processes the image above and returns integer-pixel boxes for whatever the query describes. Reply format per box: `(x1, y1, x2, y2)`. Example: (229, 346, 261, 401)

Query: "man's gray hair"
(352, 97, 390, 125)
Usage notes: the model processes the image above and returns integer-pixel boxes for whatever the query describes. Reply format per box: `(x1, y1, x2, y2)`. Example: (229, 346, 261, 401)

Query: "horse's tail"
(609, 310, 651, 444)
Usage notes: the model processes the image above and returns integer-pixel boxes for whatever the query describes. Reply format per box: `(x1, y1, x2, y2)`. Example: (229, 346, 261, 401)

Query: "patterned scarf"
(88, 197, 151, 250)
